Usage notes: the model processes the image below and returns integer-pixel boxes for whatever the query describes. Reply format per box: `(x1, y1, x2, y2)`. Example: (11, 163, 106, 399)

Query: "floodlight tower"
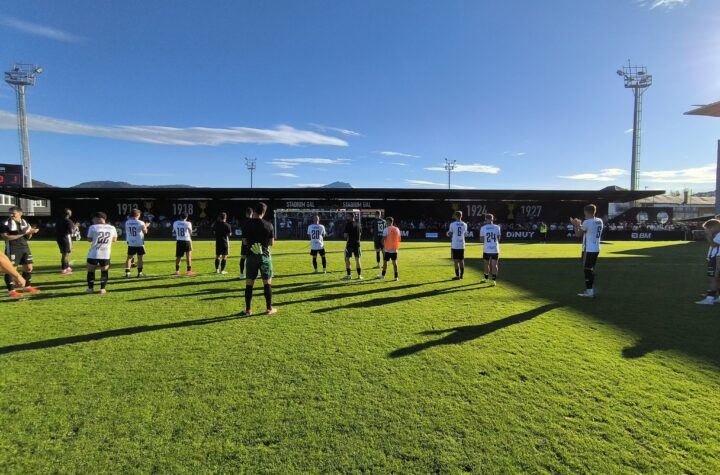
(245, 157, 257, 188)
(444, 158, 457, 190)
(617, 62, 652, 192)
(5, 63, 43, 214)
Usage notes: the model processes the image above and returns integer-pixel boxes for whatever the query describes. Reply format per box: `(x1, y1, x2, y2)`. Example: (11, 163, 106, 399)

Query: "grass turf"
(1, 239, 719, 473)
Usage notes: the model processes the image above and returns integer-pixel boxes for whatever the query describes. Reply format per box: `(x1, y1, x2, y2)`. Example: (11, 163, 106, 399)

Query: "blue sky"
(0, 0, 718, 191)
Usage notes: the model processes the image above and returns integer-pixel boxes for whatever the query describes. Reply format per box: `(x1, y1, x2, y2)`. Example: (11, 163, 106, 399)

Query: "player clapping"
(571, 204, 603, 298)
(1, 206, 40, 298)
(125, 208, 149, 278)
(86, 212, 117, 294)
(172, 213, 196, 276)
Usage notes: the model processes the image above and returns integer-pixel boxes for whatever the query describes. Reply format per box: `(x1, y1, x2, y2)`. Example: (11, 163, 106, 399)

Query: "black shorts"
(345, 243, 361, 258)
(582, 251, 599, 269)
(451, 249, 465, 260)
(56, 237, 72, 254)
(310, 248, 326, 257)
(241, 243, 250, 257)
(374, 237, 384, 250)
(176, 241, 192, 258)
(483, 253, 499, 261)
(6, 247, 33, 266)
(707, 257, 719, 278)
(127, 246, 146, 256)
(216, 241, 229, 256)
(383, 251, 398, 261)
(87, 258, 110, 267)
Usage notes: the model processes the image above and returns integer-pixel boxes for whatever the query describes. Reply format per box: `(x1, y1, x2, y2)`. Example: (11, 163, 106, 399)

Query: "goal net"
(273, 208, 362, 240)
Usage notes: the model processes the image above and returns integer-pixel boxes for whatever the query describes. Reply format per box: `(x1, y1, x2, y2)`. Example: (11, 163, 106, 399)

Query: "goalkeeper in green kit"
(241, 202, 277, 316)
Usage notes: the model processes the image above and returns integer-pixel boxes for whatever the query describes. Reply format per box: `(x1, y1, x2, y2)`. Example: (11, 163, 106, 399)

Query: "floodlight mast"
(245, 157, 257, 188)
(617, 61, 652, 192)
(4, 64, 42, 214)
(444, 158, 457, 190)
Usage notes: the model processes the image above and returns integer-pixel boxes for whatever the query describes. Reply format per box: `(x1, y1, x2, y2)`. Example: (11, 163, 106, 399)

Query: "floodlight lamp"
(616, 70, 624, 77)
(34, 67, 43, 74)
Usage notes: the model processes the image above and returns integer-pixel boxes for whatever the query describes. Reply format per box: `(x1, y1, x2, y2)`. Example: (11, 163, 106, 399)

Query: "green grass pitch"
(1, 239, 719, 473)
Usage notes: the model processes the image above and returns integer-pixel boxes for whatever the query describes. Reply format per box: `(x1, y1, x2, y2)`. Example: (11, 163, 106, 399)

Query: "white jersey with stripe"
(307, 224, 326, 250)
(708, 233, 720, 259)
(87, 224, 117, 260)
(448, 221, 468, 249)
(581, 217, 603, 253)
(173, 220, 192, 241)
(480, 224, 502, 254)
(125, 218, 146, 247)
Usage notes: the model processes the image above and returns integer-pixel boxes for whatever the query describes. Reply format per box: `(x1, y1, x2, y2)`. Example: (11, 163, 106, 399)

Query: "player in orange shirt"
(379, 217, 401, 281)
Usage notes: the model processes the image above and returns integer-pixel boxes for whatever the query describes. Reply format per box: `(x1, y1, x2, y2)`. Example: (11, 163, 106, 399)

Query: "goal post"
(273, 208, 363, 240)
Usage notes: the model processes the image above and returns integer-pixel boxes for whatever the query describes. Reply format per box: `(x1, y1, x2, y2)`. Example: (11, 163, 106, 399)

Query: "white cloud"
(273, 172, 299, 178)
(641, 164, 715, 184)
(296, 183, 325, 188)
(639, 0, 690, 9)
(0, 16, 84, 43)
(309, 123, 362, 137)
(391, 162, 407, 166)
(404, 179, 474, 189)
(270, 158, 351, 169)
(0, 110, 348, 147)
(376, 151, 421, 158)
(425, 163, 500, 174)
(559, 168, 628, 181)
(503, 151, 526, 157)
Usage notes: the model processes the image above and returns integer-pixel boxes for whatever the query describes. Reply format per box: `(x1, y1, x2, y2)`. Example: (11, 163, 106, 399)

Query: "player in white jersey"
(446, 210, 468, 280)
(307, 215, 327, 273)
(86, 211, 118, 294)
(571, 204, 603, 298)
(480, 214, 502, 286)
(124, 208, 149, 278)
(697, 219, 720, 305)
(172, 213, 196, 276)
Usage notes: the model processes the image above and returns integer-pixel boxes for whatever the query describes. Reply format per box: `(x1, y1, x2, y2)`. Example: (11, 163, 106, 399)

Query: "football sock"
(460, 266, 464, 278)
(87, 271, 95, 290)
(220, 260, 227, 271)
(382, 269, 386, 277)
(346, 268, 351, 276)
(357, 267, 362, 277)
(186, 265, 192, 272)
(214, 258, 220, 270)
(100, 270, 109, 290)
(584, 269, 594, 289)
(175, 264, 180, 272)
(61, 259, 67, 270)
(321, 256, 327, 269)
(455, 267, 459, 277)
(263, 283, 272, 309)
(22, 271, 31, 286)
(244, 285, 253, 310)
(394, 270, 398, 279)
(492, 274, 497, 281)
(125, 267, 131, 274)
(312, 257, 318, 270)
(484, 273, 489, 280)
(4, 273, 13, 291)
(707, 289, 719, 298)
(240, 258, 246, 274)
(376, 251, 381, 264)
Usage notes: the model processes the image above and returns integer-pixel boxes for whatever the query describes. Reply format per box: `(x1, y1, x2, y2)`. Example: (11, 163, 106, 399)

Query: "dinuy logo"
(505, 231, 536, 239)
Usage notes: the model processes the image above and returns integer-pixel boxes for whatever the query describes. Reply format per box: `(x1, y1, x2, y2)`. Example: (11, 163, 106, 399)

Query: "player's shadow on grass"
(466, 242, 720, 366)
(312, 281, 485, 313)
(389, 303, 562, 358)
(0, 314, 250, 355)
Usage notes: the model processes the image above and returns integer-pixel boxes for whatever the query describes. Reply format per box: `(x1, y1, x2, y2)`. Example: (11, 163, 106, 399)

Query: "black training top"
(213, 221, 232, 242)
(243, 218, 274, 257)
(373, 218, 386, 237)
(55, 217, 75, 238)
(344, 221, 362, 245)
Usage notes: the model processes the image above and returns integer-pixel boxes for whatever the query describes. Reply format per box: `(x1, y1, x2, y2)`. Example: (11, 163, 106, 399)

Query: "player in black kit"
(372, 210, 385, 269)
(239, 207, 253, 279)
(242, 202, 276, 316)
(55, 207, 76, 274)
(1, 206, 40, 297)
(214, 212, 232, 274)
